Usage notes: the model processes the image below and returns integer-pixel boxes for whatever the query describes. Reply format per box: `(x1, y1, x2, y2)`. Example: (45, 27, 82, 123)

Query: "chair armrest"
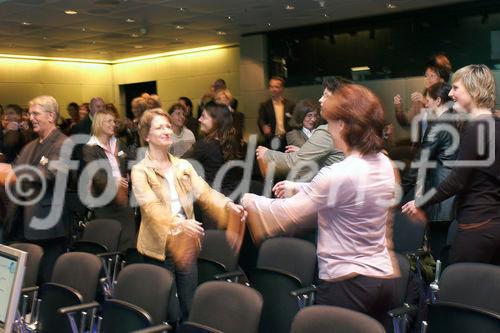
(388, 303, 419, 318)
(130, 323, 172, 333)
(214, 270, 245, 281)
(58, 301, 100, 315)
(97, 251, 123, 258)
(21, 286, 39, 294)
(290, 285, 317, 298)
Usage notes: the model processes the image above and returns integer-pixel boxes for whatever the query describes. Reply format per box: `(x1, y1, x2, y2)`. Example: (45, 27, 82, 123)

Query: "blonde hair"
(29, 95, 59, 122)
(91, 110, 115, 137)
(138, 108, 171, 145)
(452, 64, 496, 109)
(214, 89, 233, 106)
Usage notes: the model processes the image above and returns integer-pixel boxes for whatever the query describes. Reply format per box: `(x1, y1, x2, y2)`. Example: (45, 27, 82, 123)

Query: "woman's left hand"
(401, 200, 427, 221)
(227, 202, 247, 223)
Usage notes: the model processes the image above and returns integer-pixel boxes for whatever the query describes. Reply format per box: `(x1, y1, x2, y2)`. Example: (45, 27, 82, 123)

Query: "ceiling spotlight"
(216, 31, 227, 36)
(386, 1, 397, 9)
(266, 22, 272, 27)
(323, 13, 330, 18)
(176, 25, 184, 30)
(21, 21, 32, 26)
(42, 36, 48, 40)
(226, 16, 233, 21)
(82, 27, 87, 32)
(64, 10, 78, 15)
(177, 7, 186, 12)
(131, 33, 139, 38)
(126, 18, 135, 23)
(90, 40, 96, 44)
(285, 4, 295, 10)
(134, 45, 143, 49)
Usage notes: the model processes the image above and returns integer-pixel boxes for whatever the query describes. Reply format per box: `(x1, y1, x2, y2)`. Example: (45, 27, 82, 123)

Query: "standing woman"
(132, 108, 245, 319)
(403, 65, 500, 264)
(168, 103, 195, 157)
(242, 84, 398, 325)
(285, 99, 319, 151)
(183, 102, 243, 197)
(82, 110, 136, 251)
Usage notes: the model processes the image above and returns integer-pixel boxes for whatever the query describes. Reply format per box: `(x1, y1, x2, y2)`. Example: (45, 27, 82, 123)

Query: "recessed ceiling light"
(285, 4, 295, 10)
(131, 33, 139, 38)
(82, 27, 87, 32)
(176, 25, 184, 30)
(386, 1, 397, 9)
(42, 36, 48, 40)
(134, 45, 143, 49)
(177, 7, 186, 12)
(64, 10, 78, 15)
(90, 40, 96, 44)
(21, 21, 32, 26)
(323, 13, 330, 18)
(266, 22, 272, 27)
(226, 16, 233, 21)
(217, 31, 227, 36)
(126, 18, 135, 23)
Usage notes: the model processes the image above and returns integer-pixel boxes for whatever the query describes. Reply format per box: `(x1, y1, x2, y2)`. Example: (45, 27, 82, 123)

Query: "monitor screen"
(0, 245, 26, 332)
(0, 254, 18, 324)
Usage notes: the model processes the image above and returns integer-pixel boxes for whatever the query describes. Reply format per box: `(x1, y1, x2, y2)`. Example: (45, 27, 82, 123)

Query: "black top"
(419, 115, 500, 224)
(183, 138, 242, 195)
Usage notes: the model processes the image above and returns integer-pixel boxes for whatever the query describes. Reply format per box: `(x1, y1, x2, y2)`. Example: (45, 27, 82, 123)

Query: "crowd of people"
(0, 56, 499, 328)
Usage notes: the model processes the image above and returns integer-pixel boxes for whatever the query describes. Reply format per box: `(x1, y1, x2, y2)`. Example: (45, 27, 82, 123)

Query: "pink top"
(246, 152, 396, 281)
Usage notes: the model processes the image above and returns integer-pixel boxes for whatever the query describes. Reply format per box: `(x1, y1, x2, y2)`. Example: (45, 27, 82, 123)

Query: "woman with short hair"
(242, 84, 398, 324)
(132, 108, 246, 319)
(285, 99, 319, 150)
(82, 109, 135, 250)
(167, 103, 195, 157)
(403, 64, 500, 265)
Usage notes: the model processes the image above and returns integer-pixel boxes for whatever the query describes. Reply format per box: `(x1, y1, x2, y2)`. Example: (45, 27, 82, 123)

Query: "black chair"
(59, 263, 176, 333)
(182, 281, 263, 333)
(9, 242, 43, 288)
(72, 218, 122, 254)
(393, 211, 426, 254)
(290, 305, 386, 333)
(198, 230, 242, 284)
(437, 263, 500, 314)
(250, 237, 317, 333)
(426, 301, 500, 332)
(22, 252, 103, 333)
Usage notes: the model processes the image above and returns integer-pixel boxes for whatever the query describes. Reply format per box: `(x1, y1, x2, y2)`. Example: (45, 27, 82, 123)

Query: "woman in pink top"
(241, 84, 398, 324)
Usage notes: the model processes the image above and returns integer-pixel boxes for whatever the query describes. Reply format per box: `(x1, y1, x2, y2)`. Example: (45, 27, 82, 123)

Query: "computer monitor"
(0, 244, 27, 333)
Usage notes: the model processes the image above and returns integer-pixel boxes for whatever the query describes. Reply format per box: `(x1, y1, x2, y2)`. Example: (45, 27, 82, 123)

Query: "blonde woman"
(82, 109, 135, 250)
(131, 108, 246, 318)
(403, 64, 500, 264)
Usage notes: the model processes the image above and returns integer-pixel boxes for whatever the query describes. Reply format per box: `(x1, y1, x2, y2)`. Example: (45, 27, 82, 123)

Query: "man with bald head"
(71, 97, 105, 135)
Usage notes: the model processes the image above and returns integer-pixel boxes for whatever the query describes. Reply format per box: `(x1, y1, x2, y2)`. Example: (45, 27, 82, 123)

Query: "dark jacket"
(257, 98, 295, 148)
(4, 129, 68, 240)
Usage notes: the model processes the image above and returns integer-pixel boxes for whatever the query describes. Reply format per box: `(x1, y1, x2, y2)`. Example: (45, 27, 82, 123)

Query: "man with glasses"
(0, 95, 68, 283)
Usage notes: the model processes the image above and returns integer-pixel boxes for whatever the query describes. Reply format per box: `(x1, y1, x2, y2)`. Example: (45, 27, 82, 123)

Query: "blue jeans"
(144, 256, 198, 321)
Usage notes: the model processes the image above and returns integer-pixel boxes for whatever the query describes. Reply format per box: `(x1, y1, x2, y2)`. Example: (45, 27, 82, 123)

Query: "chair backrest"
(257, 237, 316, 286)
(114, 264, 174, 324)
(189, 281, 263, 333)
(101, 299, 153, 333)
(428, 301, 500, 333)
(393, 211, 426, 253)
(51, 252, 103, 303)
(82, 218, 122, 252)
(9, 242, 43, 287)
(291, 305, 386, 333)
(439, 263, 500, 314)
(38, 283, 83, 333)
(199, 230, 239, 271)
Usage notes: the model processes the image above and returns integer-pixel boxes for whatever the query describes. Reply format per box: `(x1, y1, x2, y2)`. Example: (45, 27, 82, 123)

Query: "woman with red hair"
(242, 84, 398, 324)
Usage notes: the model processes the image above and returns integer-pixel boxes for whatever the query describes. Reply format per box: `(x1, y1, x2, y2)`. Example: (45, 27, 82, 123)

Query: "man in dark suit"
(70, 97, 105, 135)
(0, 95, 69, 283)
(257, 76, 295, 151)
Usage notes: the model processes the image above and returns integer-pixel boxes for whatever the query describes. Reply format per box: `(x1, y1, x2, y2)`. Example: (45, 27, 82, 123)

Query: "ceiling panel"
(0, 0, 474, 61)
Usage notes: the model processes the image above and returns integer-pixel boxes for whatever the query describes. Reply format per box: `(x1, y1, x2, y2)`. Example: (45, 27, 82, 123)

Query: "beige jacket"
(131, 151, 232, 263)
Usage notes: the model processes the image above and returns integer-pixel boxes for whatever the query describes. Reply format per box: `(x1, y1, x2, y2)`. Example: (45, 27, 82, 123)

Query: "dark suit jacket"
(4, 129, 68, 240)
(258, 98, 295, 147)
(82, 141, 129, 198)
(70, 115, 92, 135)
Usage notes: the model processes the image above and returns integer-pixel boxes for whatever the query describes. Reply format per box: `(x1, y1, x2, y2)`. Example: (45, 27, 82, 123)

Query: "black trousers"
(316, 275, 397, 327)
(450, 219, 500, 265)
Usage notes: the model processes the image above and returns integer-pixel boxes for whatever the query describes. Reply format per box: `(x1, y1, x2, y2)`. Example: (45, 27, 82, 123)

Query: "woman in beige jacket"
(131, 108, 246, 319)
